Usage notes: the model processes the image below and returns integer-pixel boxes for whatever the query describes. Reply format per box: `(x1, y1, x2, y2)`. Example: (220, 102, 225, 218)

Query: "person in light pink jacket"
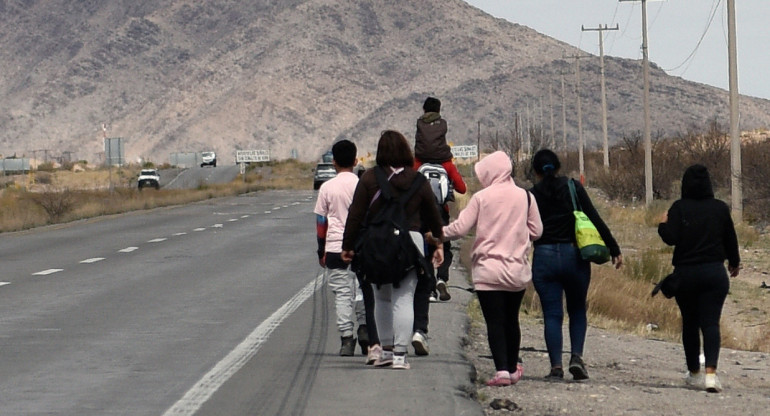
(440, 151, 543, 387)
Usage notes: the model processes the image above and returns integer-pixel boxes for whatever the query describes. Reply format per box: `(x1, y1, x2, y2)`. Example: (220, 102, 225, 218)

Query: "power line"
(663, 0, 722, 73)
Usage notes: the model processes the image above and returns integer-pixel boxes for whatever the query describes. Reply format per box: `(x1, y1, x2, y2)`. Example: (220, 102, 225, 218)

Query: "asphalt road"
(0, 190, 323, 415)
(162, 165, 240, 190)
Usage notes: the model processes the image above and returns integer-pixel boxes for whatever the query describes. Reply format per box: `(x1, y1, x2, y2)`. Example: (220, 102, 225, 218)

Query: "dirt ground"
(462, 260, 770, 416)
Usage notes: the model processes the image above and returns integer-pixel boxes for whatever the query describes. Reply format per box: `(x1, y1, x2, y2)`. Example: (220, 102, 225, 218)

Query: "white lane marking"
(291, 202, 300, 206)
(241, 215, 249, 218)
(173, 232, 187, 236)
(264, 211, 272, 214)
(193, 228, 206, 232)
(148, 238, 167, 243)
(32, 269, 63, 276)
(227, 218, 238, 222)
(162, 274, 324, 416)
(119, 247, 139, 253)
(0, 282, 10, 287)
(80, 257, 105, 264)
(272, 207, 281, 210)
(212, 224, 223, 228)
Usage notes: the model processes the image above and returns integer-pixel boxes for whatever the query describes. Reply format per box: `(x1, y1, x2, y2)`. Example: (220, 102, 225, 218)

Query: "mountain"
(1, 0, 769, 165)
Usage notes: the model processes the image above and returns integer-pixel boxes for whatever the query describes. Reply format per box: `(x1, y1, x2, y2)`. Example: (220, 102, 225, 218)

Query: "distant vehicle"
(313, 163, 336, 190)
(201, 151, 217, 167)
(137, 169, 160, 190)
(321, 150, 333, 163)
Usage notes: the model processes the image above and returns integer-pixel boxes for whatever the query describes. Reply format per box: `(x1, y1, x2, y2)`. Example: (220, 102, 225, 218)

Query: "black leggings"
(674, 262, 729, 371)
(477, 290, 525, 372)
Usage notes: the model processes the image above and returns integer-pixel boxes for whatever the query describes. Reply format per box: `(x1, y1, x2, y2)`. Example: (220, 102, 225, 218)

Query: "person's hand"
(659, 211, 668, 223)
(728, 264, 740, 277)
(432, 246, 444, 268)
(424, 232, 441, 247)
(612, 254, 624, 269)
(318, 253, 326, 268)
(341, 250, 354, 263)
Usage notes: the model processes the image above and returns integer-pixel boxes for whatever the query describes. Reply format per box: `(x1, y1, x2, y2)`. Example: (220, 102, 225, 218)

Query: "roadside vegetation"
(1, 121, 767, 353)
(460, 120, 770, 353)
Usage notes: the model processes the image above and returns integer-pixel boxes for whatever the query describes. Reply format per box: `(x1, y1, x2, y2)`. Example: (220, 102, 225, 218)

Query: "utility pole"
(727, 0, 742, 220)
(620, 0, 653, 205)
(561, 73, 568, 152)
(565, 52, 586, 182)
(549, 84, 556, 149)
(582, 24, 619, 172)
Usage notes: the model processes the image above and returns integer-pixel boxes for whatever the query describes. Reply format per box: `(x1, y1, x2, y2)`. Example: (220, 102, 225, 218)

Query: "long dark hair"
(376, 130, 414, 168)
(532, 149, 561, 198)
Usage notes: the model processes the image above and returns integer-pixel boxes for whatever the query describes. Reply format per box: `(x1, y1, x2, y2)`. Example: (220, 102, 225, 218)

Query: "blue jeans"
(532, 243, 591, 368)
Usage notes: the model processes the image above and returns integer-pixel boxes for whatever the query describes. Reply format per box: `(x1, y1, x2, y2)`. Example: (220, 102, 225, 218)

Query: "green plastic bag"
(568, 179, 611, 264)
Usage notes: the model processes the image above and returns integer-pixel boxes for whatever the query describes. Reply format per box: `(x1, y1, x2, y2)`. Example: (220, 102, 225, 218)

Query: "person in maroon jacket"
(342, 130, 444, 370)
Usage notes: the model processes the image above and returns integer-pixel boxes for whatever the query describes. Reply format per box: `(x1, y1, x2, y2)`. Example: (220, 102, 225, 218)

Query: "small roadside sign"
(452, 145, 478, 159)
(236, 150, 270, 163)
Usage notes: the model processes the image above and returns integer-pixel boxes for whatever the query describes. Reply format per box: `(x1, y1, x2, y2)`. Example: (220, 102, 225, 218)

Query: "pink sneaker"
(486, 371, 512, 387)
(510, 363, 524, 384)
(366, 345, 382, 365)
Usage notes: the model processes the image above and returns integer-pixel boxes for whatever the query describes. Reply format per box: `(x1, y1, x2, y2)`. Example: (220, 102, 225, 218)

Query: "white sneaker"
(429, 292, 438, 302)
(705, 373, 722, 393)
(392, 354, 410, 370)
(373, 349, 393, 367)
(684, 371, 703, 388)
(411, 331, 429, 356)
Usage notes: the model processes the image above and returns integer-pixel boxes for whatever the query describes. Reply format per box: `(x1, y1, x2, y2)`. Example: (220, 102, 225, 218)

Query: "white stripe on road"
(80, 257, 105, 264)
(227, 218, 238, 222)
(193, 228, 206, 232)
(0, 282, 10, 287)
(264, 211, 271, 214)
(162, 274, 324, 416)
(119, 247, 139, 253)
(32, 269, 63, 276)
(241, 215, 249, 218)
(173, 232, 187, 236)
(212, 224, 223, 228)
(148, 238, 167, 243)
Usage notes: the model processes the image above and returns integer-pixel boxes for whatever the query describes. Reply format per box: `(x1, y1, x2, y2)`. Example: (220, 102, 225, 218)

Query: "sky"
(465, 0, 770, 100)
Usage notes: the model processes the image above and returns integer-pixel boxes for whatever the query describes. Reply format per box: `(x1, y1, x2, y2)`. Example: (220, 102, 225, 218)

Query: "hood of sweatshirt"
(681, 164, 714, 200)
(419, 112, 441, 123)
(474, 151, 512, 188)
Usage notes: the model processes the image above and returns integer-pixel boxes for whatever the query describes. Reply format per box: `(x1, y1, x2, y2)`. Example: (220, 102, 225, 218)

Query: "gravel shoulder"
(462, 277, 770, 416)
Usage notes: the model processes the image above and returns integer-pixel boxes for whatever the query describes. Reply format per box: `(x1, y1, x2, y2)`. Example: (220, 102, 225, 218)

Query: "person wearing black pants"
(658, 164, 740, 393)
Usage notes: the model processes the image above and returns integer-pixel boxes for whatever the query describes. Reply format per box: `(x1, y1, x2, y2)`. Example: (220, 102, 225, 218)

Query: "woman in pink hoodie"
(439, 151, 543, 386)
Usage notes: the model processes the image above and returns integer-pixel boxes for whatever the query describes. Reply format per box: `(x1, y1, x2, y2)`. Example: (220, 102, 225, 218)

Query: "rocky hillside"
(1, 0, 769, 164)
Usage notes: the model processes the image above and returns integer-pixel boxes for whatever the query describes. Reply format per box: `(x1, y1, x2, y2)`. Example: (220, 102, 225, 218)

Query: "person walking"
(314, 140, 368, 356)
(342, 130, 444, 370)
(437, 151, 543, 386)
(529, 149, 623, 381)
(658, 164, 740, 393)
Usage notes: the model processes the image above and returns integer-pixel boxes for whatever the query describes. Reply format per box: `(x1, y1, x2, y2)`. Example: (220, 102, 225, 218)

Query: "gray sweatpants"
(327, 264, 365, 338)
(373, 231, 424, 354)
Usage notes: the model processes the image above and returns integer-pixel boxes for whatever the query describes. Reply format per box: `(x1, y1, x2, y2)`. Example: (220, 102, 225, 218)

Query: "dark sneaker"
(357, 325, 369, 356)
(569, 354, 589, 380)
(339, 336, 356, 357)
(545, 367, 564, 379)
(436, 280, 451, 301)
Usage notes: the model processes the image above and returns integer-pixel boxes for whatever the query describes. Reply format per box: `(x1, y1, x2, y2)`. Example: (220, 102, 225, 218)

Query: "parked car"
(137, 169, 160, 190)
(201, 151, 217, 167)
(313, 163, 336, 190)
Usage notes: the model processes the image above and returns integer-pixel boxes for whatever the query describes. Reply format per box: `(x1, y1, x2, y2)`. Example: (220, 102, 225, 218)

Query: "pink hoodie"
(442, 151, 543, 292)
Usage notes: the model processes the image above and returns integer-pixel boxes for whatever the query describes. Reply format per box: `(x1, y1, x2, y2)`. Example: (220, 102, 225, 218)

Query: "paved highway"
(0, 190, 328, 415)
(163, 165, 241, 190)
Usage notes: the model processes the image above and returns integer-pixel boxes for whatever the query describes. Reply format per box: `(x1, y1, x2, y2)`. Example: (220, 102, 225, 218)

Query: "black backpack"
(352, 166, 431, 287)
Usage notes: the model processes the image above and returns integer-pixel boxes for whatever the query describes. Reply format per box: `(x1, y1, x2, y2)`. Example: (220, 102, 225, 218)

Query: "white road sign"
(236, 149, 270, 163)
(451, 145, 478, 159)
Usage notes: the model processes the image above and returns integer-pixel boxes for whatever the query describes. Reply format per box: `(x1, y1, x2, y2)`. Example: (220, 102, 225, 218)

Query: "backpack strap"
(567, 178, 582, 212)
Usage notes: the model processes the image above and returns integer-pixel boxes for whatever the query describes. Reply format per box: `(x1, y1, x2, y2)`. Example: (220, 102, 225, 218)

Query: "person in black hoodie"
(658, 164, 740, 393)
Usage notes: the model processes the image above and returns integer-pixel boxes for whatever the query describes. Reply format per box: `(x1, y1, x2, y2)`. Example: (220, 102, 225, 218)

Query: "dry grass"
(458, 184, 770, 353)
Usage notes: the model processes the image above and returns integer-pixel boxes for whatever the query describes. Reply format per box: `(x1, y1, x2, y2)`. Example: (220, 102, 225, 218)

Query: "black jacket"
(530, 176, 621, 257)
(658, 165, 740, 268)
